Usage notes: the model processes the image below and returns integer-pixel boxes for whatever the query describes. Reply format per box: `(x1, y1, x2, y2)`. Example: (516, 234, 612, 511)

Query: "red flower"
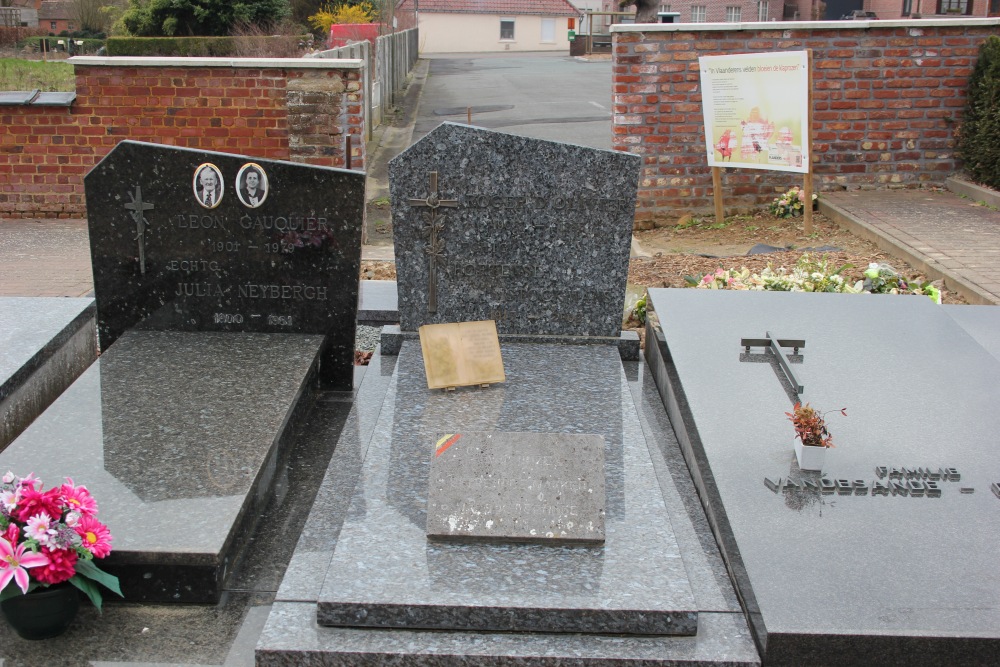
(75, 515, 112, 558)
(32, 546, 78, 584)
(2, 523, 17, 545)
(14, 487, 63, 523)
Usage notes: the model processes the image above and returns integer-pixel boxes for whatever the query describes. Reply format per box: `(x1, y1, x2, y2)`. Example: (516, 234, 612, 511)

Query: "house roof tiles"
(397, 0, 580, 17)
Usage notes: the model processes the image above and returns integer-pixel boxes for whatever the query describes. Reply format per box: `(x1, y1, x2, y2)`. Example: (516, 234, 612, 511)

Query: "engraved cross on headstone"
(408, 171, 458, 313)
(124, 185, 154, 276)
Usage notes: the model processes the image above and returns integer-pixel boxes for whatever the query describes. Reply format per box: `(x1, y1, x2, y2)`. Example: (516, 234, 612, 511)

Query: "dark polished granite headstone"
(84, 141, 363, 389)
(0, 330, 323, 603)
(644, 289, 1000, 665)
(0, 297, 97, 449)
(317, 342, 697, 636)
(389, 123, 639, 337)
(426, 431, 606, 544)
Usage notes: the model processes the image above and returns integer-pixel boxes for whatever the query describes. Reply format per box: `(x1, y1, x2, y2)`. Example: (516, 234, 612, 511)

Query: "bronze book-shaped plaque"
(418, 320, 506, 390)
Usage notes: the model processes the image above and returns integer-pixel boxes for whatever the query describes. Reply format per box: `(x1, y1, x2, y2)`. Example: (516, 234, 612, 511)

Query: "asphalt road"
(413, 52, 614, 150)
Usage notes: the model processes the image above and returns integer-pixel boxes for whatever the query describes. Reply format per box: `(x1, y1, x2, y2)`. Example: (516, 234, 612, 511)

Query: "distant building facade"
(396, 0, 581, 53)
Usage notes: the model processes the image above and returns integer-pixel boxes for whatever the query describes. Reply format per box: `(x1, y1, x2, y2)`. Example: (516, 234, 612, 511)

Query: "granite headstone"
(426, 432, 606, 544)
(84, 141, 364, 389)
(389, 123, 640, 337)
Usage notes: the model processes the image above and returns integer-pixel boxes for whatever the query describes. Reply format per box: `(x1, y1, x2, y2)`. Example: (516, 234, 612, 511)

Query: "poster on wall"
(699, 51, 810, 174)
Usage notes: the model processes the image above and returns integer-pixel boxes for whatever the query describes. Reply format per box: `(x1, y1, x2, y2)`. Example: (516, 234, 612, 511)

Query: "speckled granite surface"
(0, 297, 97, 448)
(316, 342, 697, 635)
(645, 289, 1000, 665)
(0, 330, 323, 602)
(259, 342, 759, 665)
(0, 297, 95, 397)
(390, 123, 638, 338)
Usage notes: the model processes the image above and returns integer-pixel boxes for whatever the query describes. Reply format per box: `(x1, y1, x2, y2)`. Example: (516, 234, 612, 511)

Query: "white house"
(397, 0, 581, 53)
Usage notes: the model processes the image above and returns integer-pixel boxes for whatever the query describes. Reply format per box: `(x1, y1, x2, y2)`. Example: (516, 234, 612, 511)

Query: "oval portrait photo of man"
(236, 163, 269, 208)
(194, 163, 224, 209)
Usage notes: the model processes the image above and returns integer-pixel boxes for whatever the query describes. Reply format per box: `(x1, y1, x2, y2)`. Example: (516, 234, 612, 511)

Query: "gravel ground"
(355, 325, 382, 352)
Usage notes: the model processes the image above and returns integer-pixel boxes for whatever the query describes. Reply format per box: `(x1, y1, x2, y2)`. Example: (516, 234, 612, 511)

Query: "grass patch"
(0, 58, 75, 92)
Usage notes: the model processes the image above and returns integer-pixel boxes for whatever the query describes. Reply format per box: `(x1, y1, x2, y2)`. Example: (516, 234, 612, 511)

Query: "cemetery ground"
(361, 206, 965, 304)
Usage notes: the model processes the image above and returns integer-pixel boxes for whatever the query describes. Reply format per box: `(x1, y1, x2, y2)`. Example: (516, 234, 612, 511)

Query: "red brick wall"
(612, 20, 999, 224)
(0, 59, 365, 219)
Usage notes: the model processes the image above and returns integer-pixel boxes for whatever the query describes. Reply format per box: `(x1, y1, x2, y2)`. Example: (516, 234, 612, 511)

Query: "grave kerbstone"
(426, 432, 606, 544)
(0, 297, 97, 449)
(84, 141, 364, 389)
(389, 123, 639, 339)
(644, 289, 1000, 664)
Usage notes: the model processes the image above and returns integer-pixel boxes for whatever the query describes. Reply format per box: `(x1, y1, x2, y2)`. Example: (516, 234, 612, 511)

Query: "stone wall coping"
(68, 56, 364, 69)
(611, 17, 1000, 32)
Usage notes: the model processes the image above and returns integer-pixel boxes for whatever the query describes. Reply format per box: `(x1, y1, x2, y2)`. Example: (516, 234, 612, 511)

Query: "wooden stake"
(712, 166, 725, 226)
(467, 106, 471, 125)
(803, 49, 814, 235)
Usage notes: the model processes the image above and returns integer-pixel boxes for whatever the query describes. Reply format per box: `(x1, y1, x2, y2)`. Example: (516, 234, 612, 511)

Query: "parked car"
(841, 10, 878, 18)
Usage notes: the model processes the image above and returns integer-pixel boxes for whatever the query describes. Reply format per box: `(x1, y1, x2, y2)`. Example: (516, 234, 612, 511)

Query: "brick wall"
(0, 57, 365, 219)
(612, 19, 1000, 224)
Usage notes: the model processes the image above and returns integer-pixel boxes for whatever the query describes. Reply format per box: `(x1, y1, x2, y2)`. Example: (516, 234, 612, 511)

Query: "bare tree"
(619, 0, 660, 22)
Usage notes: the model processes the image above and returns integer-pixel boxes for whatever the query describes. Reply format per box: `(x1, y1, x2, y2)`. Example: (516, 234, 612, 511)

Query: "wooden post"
(467, 106, 471, 125)
(803, 49, 814, 235)
(346, 135, 353, 170)
(712, 167, 725, 225)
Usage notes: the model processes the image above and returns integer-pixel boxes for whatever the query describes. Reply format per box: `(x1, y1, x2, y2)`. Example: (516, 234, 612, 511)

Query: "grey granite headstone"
(389, 123, 639, 337)
(427, 432, 606, 544)
(84, 141, 364, 389)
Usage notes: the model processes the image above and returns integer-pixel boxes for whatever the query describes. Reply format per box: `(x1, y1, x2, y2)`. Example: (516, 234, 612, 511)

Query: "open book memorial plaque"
(418, 320, 506, 390)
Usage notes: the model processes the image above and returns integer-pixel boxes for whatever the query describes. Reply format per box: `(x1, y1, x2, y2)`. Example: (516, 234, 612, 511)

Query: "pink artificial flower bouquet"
(0, 472, 122, 610)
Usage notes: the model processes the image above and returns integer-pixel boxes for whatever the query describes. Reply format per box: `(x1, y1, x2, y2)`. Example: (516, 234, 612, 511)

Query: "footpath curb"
(819, 198, 998, 306)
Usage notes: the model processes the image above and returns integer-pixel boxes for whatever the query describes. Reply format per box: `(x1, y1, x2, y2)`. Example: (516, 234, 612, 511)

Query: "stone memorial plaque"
(427, 431, 606, 545)
(418, 320, 505, 389)
(84, 141, 364, 389)
(390, 123, 640, 337)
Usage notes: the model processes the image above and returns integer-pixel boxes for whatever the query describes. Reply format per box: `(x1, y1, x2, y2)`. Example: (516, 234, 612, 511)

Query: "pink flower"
(3, 524, 18, 545)
(14, 486, 63, 523)
(24, 512, 57, 546)
(75, 515, 113, 558)
(61, 478, 98, 517)
(32, 546, 77, 585)
(0, 537, 49, 594)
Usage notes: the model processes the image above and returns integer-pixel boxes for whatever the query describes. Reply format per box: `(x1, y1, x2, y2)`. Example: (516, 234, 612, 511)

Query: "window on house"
(541, 18, 555, 42)
(725, 5, 741, 20)
(757, 0, 769, 20)
(691, 5, 707, 21)
(902, 0, 912, 14)
(67, 21, 74, 30)
(500, 18, 515, 40)
(50, 21, 56, 30)
(937, 0, 971, 11)
(660, 4, 671, 10)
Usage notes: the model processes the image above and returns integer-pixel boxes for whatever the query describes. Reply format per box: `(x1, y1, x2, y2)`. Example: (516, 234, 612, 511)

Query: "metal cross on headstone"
(124, 185, 154, 276)
(408, 171, 458, 313)
(740, 331, 806, 396)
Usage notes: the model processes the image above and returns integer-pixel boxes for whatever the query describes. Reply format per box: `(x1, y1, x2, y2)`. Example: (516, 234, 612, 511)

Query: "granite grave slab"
(84, 141, 364, 389)
(316, 342, 697, 636)
(0, 297, 97, 449)
(644, 289, 1000, 665)
(0, 330, 324, 603)
(426, 431, 606, 544)
(389, 123, 639, 339)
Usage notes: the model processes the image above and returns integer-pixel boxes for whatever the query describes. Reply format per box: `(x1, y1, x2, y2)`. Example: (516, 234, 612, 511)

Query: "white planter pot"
(794, 440, 827, 471)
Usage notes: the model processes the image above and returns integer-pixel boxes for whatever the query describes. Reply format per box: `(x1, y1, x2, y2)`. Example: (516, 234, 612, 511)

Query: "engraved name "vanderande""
(173, 282, 329, 300)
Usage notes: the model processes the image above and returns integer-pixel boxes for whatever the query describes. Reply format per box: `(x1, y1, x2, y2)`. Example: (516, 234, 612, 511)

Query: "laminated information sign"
(699, 51, 810, 174)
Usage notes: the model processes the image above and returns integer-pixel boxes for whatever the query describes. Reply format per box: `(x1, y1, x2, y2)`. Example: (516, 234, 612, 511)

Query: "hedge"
(958, 36, 1000, 189)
